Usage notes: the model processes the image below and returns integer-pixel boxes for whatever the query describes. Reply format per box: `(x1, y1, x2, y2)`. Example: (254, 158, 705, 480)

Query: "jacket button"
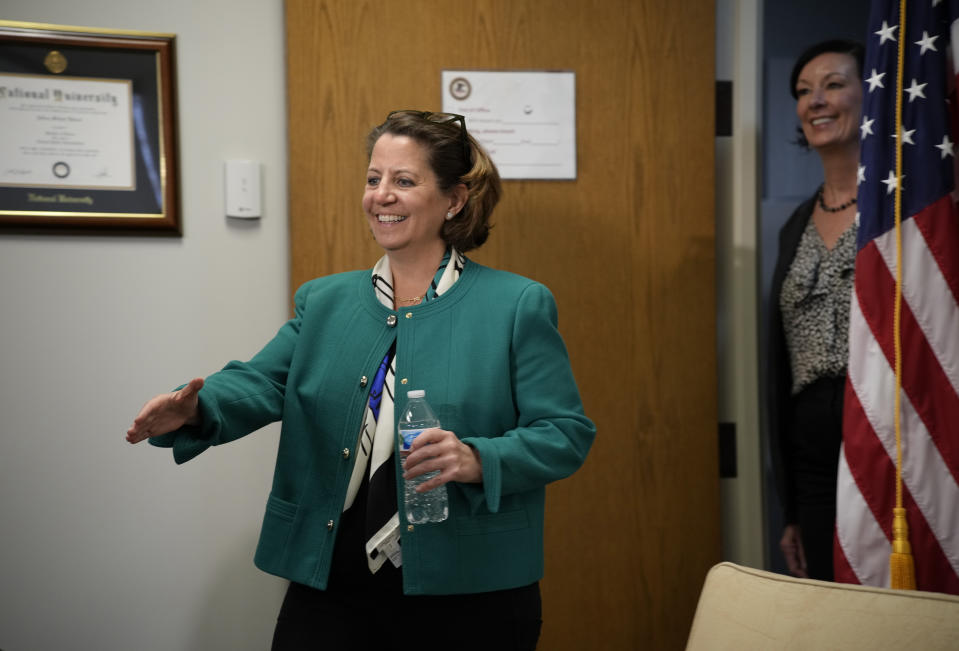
(400, 378, 408, 385)
(360, 375, 368, 387)
(405, 312, 413, 319)
(327, 520, 335, 531)
(386, 315, 397, 327)
(342, 448, 350, 459)
(407, 524, 414, 532)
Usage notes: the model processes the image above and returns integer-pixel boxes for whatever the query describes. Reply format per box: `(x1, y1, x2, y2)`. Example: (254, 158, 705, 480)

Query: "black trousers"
(271, 580, 542, 651)
(789, 375, 845, 581)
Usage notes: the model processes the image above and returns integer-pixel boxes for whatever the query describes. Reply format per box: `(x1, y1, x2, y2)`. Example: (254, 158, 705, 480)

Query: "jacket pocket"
(254, 493, 298, 569)
(455, 508, 529, 536)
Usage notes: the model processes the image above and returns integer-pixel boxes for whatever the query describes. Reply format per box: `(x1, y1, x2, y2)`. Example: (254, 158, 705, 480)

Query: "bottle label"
(399, 428, 423, 452)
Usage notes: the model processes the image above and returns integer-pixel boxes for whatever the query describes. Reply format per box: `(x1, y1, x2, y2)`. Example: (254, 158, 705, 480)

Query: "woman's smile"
(795, 52, 862, 151)
(363, 134, 455, 257)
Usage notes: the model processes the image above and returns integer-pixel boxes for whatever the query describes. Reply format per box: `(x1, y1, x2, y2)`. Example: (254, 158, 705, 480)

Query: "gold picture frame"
(0, 20, 180, 234)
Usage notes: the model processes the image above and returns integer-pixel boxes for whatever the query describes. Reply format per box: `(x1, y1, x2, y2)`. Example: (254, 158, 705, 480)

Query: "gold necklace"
(395, 294, 424, 304)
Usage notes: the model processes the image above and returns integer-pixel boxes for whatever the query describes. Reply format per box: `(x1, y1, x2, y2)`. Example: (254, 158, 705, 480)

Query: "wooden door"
(286, 1, 718, 648)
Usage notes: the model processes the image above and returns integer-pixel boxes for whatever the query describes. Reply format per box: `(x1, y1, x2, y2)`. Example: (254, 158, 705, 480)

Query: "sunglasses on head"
(386, 110, 470, 164)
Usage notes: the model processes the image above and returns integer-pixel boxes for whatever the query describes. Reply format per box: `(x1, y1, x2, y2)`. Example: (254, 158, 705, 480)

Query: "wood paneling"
(286, 1, 718, 647)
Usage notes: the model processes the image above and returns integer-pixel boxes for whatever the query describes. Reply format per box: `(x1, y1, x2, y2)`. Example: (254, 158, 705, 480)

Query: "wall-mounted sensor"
(225, 159, 262, 218)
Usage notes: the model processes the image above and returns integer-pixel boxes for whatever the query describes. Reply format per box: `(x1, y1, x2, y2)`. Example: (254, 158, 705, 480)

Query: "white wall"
(0, 2, 289, 650)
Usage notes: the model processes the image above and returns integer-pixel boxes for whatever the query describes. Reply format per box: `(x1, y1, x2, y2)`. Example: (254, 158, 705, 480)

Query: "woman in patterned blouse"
(769, 40, 864, 581)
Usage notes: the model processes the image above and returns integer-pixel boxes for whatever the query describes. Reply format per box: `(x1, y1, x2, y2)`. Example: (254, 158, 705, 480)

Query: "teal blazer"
(152, 260, 595, 595)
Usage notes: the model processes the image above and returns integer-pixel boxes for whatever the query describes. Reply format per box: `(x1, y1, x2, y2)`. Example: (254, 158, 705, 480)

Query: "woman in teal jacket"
(127, 110, 595, 650)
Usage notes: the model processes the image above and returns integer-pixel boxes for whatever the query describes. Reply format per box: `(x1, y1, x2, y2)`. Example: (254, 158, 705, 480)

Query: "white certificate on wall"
(0, 73, 134, 190)
(442, 70, 576, 180)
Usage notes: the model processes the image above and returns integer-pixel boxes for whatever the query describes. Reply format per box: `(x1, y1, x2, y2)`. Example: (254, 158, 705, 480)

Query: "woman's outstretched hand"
(126, 377, 204, 444)
(402, 428, 482, 492)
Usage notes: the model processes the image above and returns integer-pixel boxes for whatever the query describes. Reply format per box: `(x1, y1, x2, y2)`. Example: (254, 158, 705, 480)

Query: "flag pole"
(890, 0, 917, 590)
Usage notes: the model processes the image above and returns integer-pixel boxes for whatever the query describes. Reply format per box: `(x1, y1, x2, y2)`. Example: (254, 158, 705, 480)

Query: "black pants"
(789, 376, 845, 581)
(271, 580, 542, 651)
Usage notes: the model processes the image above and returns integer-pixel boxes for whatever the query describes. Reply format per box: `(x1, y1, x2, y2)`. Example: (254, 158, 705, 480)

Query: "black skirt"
(788, 375, 845, 580)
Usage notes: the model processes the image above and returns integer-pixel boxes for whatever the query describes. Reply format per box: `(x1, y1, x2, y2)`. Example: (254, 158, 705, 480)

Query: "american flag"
(835, 0, 959, 592)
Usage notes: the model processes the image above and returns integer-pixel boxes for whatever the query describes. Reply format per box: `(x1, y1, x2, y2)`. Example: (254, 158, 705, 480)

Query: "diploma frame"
(0, 20, 180, 234)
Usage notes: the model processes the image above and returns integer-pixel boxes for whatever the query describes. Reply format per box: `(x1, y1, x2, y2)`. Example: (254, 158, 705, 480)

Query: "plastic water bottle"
(397, 389, 449, 524)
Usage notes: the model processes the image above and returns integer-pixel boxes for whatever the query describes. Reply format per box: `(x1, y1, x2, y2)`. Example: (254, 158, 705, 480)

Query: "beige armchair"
(686, 562, 959, 650)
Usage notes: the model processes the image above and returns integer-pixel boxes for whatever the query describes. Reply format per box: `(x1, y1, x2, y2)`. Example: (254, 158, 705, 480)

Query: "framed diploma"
(0, 21, 180, 234)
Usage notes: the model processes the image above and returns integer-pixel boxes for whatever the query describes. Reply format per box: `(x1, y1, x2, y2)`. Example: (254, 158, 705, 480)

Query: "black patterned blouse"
(779, 218, 858, 395)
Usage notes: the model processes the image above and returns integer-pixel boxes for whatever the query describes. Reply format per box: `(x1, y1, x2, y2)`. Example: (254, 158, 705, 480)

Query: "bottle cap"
(407, 389, 425, 399)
